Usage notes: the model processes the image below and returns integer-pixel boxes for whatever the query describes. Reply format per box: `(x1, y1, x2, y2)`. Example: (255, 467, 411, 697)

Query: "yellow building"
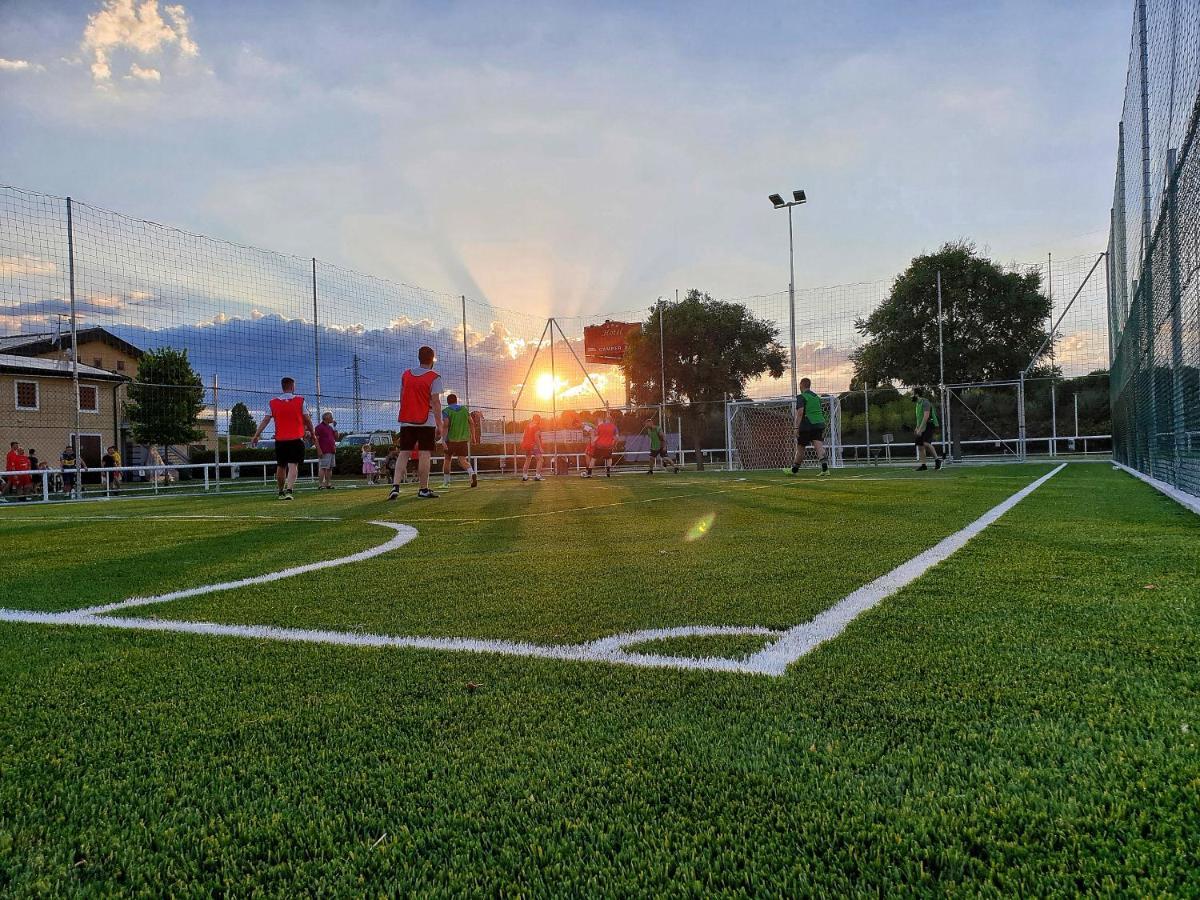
(0, 353, 128, 469)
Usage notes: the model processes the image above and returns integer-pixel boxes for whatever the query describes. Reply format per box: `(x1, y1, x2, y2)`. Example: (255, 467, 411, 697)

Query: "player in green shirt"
(913, 386, 944, 471)
(791, 377, 830, 476)
(644, 417, 679, 474)
(441, 393, 478, 488)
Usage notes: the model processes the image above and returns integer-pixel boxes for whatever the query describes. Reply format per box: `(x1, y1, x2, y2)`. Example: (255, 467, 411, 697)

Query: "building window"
(15, 380, 39, 411)
(78, 384, 99, 413)
(93, 357, 103, 368)
(116, 360, 125, 372)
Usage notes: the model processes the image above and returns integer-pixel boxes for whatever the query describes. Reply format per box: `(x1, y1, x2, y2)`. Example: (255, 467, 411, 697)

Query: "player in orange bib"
(583, 410, 619, 478)
(520, 415, 544, 482)
(390, 345, 443, 500)
(251, 376, 316, 500)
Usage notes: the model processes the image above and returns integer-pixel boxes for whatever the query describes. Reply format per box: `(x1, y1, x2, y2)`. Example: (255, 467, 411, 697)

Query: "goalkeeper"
(644, 417, 678, 474)
(913, 387, 944, 471)
(791, 377, 829, 477)
(441, 393, 478, 488)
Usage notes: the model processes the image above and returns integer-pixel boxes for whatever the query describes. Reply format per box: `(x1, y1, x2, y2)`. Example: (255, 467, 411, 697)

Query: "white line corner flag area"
(0, 465, 1066, 677)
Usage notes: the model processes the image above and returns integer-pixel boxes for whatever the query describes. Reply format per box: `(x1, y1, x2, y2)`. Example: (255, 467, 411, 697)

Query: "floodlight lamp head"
(768, 193, 785, 208)
(792, 189, 807, 203)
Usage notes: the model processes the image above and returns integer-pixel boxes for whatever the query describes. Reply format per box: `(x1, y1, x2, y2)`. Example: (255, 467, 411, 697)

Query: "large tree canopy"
(851, 242, 1052, 388)
(622, 290, 786, 467)
(126, 347, 205, 447)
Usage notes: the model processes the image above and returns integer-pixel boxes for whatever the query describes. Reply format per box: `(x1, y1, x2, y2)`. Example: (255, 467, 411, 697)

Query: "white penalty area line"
(1112, 461, 1200, 517)
(0, 466, 1064, 677)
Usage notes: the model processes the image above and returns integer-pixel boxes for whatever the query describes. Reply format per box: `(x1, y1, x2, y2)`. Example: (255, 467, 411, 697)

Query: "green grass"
(626, 632, 776, 660)
(0, 463, 1196, 894)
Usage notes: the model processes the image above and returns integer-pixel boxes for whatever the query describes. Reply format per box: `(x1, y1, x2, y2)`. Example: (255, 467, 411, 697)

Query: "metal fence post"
(863, 387, 871, 465)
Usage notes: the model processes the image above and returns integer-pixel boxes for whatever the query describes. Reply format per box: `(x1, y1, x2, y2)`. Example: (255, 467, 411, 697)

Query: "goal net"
(726, 396, 842, 470)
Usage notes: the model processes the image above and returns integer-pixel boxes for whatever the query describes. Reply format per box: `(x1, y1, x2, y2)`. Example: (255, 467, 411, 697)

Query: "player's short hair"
(447, 393, 458, 404)
(9, 441, 16, 448)
(418, 346, 435, 365)
(799, 377, 812, 390)
(281, 376, 295, 391)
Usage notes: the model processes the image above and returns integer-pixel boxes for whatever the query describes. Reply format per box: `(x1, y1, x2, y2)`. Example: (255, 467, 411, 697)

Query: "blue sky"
(1, 0, 1131, 320)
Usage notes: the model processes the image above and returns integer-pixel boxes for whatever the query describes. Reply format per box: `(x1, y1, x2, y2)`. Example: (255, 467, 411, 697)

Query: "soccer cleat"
(284, 490, 294, 501)
(580, 471, 591, 478)
(934, 458, 943, 470)
(277, 490, 287, 500)
(646, 469, 654, 475)
(606, 468, 612, 478)
(416, 488, 438, 499)
(470, 472, 478, 488)
(916, 464, 929, 471)
(534, 475, 543, 482)
(790, 465, 799, 475)
(388, 486, 400, 500)
(522, 475, 529, 482)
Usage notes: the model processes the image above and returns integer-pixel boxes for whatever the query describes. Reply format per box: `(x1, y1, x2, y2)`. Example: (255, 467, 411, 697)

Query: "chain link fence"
(1108, 0, 1200, 499)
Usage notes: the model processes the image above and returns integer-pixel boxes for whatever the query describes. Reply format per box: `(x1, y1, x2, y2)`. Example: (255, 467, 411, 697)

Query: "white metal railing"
(0, 434, 1114, 505)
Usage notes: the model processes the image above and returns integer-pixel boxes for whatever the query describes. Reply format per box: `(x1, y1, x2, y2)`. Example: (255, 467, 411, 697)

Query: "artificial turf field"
(0, 462, 1196, 894)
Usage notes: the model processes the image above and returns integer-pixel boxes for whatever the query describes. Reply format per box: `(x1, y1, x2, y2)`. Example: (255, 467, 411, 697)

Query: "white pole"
(211, 374, 220, 492)
(1074, 393, 1079, 439)
(863, 387, 871, 465)
(67, 197, 81, 499)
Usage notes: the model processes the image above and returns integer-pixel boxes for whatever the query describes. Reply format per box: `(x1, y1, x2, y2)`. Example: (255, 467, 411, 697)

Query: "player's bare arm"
(250, 413, 272, 447)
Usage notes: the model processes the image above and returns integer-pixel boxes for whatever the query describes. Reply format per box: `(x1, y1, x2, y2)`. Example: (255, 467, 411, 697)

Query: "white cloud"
(0, 58, 43, 73)
(81, 0, 199, 85)
(127, 63, 161, 82)
(0, 255, 57, 277)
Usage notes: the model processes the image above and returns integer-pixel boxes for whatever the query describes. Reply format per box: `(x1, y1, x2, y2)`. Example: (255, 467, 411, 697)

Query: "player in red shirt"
(390, 346, 443, 500)
(520, 414, 544, 482)
(583, 411, 619, 478)
(251, 376, 316, 501)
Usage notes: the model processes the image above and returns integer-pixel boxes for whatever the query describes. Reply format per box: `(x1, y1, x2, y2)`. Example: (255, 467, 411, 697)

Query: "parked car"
(337, 431, 392, 448)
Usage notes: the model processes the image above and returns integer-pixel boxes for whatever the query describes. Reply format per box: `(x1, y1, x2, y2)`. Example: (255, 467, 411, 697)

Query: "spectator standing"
(315, 412, 338, 489)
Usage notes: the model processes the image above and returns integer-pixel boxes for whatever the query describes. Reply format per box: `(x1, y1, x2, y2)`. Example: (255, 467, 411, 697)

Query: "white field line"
(0, 513, 343, 523)
(1112, 462, 1200, 517)
(73, 521, 417, 616)
(743, 462, 1067, 675)
(0, 467, 1064, 676)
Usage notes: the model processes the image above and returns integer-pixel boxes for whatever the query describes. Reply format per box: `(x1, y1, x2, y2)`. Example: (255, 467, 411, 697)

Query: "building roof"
(0, 326, 143, 360)
(0, 353, 128, 382)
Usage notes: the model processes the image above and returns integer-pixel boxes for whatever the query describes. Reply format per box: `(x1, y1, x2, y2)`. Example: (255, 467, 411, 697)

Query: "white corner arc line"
(743, 462, 1067, 676)
(1112, 461, 1200, 517)
(0, 466, 1065, 676)
(73, 521, 418, 616)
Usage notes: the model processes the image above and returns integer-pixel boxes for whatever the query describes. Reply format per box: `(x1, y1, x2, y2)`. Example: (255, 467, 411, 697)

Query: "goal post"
(725, 395, 842, 470)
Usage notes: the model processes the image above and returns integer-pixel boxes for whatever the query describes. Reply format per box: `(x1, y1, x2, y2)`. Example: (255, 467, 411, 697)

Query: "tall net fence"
(1108, 0, 1200, 499)
(1, 178, 1111, 495)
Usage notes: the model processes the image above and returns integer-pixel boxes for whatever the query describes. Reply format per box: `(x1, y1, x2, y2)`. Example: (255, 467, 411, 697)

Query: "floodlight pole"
(311, 258, 321, 413)
(787, 204, 799, 402)
(549, 317, 558, 463)
(658, 297, 668, 432)
(937, 270, 947, 458)
(769, 192, 805, 411)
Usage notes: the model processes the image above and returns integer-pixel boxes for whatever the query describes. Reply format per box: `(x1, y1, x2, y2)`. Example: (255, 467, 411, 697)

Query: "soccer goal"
(725, 396, 842, 470)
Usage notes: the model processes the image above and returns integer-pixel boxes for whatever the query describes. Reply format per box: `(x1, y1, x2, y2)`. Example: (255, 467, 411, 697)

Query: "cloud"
(82, 0, 199, 85)
(0, 255, 57, 277)
(127, 63, 161, 82)
(0, 58, 44, 73)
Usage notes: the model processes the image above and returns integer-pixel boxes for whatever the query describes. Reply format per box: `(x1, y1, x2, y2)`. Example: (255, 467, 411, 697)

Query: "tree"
(229, 402, 256, 438)
(622, 290, 787, 469)
(851, 241, 1052, 388)
(126, 347, 205, 447)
